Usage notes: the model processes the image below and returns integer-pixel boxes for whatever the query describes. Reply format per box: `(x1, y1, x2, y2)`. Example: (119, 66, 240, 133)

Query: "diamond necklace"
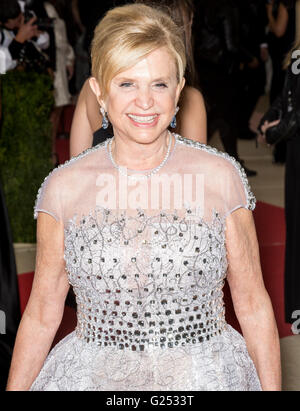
(108, 132, 174, 180)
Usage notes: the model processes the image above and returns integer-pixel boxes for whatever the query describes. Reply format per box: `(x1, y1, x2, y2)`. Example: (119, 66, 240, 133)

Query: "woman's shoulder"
(181, 86, 205, 107)
(183, 85, 204, 98)
(176, 135, 253, 182)
(34, 142, 109, 219)
(39, 142, 108, 188)
(175, 134, 238, 169)
(175, 135, 256, 210)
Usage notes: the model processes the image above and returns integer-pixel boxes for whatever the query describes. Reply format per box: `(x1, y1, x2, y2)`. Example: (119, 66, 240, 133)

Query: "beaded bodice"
(34, 134, 256, 353)
(65, 207, 228, 351)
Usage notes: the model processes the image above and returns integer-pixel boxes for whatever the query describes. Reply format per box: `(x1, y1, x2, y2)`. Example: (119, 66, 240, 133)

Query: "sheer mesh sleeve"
(34, 169, 63, 222)
(222, 157, 256, 217)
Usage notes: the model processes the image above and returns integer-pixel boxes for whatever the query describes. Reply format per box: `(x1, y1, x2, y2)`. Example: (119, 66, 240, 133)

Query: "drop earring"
(170, 106, 179, 129)
(100, 107, 109, 129)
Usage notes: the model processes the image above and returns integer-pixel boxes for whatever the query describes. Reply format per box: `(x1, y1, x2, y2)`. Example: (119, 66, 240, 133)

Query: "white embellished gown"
(30, 134, 262, 391)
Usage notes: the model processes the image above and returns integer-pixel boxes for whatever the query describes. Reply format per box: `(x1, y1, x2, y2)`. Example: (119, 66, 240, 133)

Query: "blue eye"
(155, 83, 168, 88)
(120, 82, 133, 88)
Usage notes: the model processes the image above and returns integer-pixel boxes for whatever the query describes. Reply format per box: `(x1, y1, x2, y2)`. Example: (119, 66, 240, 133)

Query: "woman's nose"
(135, 87, 154, 110)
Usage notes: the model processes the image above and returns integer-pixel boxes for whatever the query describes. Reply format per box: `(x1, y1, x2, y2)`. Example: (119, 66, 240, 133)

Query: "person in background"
(30, 0, 78, 94)
(70, 0, 207, 158)
(43, 1, 75, 166)
(0, 179, 20, 391)
(236, 0, 269, 141)
(26, 0, 75, 166)
(71, 0, 126, 54)
(193, 0, 257, 177)
(266, 0, 297, 163)
(0, 0, 50, 73)
(258, 39, 300, 325)
(267, 0, 296, 101)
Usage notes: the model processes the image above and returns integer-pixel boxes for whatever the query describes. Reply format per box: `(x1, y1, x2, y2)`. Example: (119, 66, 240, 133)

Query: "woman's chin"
(113, 122, 169, 142)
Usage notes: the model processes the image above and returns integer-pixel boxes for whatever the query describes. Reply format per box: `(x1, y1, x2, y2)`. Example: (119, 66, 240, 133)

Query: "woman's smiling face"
(93, 47, 185, 144)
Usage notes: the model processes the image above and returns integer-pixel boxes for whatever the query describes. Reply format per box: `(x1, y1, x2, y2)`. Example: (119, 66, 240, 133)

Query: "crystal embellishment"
(65, 207, 228, 352)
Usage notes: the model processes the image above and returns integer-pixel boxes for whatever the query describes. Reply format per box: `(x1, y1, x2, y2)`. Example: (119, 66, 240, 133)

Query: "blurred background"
(1, 0, 300, 391)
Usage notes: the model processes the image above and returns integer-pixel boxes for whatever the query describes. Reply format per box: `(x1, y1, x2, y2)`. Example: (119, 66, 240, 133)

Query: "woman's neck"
(110, 130, 172, 171)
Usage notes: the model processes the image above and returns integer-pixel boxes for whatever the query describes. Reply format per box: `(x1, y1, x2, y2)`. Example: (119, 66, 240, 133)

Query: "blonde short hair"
(91, 3, 186, 100)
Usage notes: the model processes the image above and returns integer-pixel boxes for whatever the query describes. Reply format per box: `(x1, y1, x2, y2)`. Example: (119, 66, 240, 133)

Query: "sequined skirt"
(30, 324, 262, 391)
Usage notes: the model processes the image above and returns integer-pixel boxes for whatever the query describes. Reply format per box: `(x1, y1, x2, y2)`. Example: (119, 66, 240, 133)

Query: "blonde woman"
(7, 4, 280, 391)
(43, 0, 75, 165)
(69, 0, 207, 158)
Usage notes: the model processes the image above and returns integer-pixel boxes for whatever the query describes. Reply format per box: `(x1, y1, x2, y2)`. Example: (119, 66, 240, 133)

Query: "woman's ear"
(180, 77, 186, 93)
(89, 77, 104, 107)
(175, 77, 186, 105)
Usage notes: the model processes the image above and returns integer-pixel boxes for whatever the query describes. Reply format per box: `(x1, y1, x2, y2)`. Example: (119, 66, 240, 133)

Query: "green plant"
(0, 70, 54, 243)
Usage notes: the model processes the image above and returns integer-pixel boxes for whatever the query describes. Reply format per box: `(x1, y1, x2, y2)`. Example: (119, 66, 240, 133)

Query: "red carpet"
(224, 201, 291, 339)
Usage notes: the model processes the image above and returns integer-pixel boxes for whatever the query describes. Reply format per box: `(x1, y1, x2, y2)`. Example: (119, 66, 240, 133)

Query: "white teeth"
(128, 114, 158, 123)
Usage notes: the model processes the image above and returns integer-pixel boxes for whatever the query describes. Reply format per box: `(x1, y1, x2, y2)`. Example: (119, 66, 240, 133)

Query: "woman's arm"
(258, 94, 284, 134)
(70, 79, 102, 157)
(6, 213, 69, 391)
(226, 208, 281, 391)
(177, 86, 207, 144)
(267, 2, 289, 38)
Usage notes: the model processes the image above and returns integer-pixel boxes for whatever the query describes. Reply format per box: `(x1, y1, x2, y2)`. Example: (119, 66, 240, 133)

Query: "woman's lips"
(127, 114, 159, 127)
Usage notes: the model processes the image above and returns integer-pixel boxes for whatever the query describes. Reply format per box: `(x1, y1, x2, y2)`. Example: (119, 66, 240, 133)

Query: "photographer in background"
(236, 0, 269, 141)
(266, 0, 297, 163)
(258, 43, 300, 324)
(193, 0, 257, 177)
(42, 0, 75, 166)
(0, 0, 51, 73)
